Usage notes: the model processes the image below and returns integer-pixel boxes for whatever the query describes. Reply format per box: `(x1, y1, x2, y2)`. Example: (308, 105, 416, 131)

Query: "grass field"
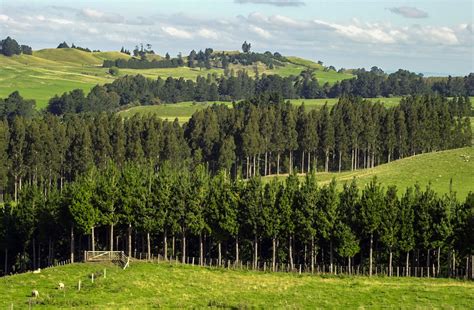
(118, 101, 234, 123)
(118, 97, 406, 123)
(265, 147, 474, 199)
(1, 262, 472, 308)
(0, 49, 353, 109)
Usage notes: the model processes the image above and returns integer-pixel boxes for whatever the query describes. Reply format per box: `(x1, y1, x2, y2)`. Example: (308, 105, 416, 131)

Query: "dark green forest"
(44, 71, 474, 115)
(0, 94, 472, 276)
(0, 95, 470, 198)
(1, 164, 473, 278)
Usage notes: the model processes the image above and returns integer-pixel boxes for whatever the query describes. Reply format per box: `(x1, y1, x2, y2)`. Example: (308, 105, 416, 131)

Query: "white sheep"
(58, 282, 65, 290)
(31, 290, 39, 298)
(32, 268, 41, 274)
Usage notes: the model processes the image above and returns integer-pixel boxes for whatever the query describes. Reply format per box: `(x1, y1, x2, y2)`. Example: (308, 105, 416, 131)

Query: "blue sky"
(1, 0, 472, 75)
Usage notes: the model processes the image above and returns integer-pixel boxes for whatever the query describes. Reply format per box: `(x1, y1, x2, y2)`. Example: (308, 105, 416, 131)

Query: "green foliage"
(108, 66, 120, 76)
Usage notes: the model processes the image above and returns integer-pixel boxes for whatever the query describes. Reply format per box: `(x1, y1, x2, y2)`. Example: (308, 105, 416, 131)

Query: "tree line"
(1, 164, 472, 278)
(0, 36, 32, 56)
(0, 95, 470, 205)
(103, 47, 285, 70)
(45, 71, 474, 115)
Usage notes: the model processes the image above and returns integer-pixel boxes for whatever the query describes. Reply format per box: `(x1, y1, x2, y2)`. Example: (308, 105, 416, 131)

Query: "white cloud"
(78, 8, 124, 24)
(235, 0, 305, 7)
(49, 18, 74, 25)
(389, 7, 428, 19)
(82, 8, 104, 19)
(249, 25, 272, 39)
(0, 6, 471, 75)
(161, 26, 192, 39)
(198, 28, 218, 40)
(313, 19, 461, 46)
(0, 14, 10, 22)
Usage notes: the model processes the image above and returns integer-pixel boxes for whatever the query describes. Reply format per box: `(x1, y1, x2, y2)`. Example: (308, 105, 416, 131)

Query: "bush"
(109, 67, 120, 76)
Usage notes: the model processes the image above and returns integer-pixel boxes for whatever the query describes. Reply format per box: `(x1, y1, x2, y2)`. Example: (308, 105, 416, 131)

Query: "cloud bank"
(388, 7, 428, 19)
(234, 0, 305, 7)
(0, 5, 472, 74)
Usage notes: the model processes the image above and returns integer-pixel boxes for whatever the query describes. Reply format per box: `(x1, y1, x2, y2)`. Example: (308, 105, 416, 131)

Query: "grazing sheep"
(58, 282, 65, 290)
(32, 268, 41, 274)
(31, 290, 39, 298)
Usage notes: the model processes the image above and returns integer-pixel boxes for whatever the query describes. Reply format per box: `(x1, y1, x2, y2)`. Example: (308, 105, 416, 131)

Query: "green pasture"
(265, 147, 474, 199)
(0, 49, 354, 109)
(0, 262, 472, 308)
(118, 97, 407, 123)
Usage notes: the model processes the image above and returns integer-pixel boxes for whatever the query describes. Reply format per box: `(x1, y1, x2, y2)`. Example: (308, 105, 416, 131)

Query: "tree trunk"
(351, 148, 354, 171)
(289, 151, 293, 174)
(48, 237, 52, 265)
(369, 233, 373, 276)
(338, 152, 342, 172)
(289, 235, 294, 270)
(218, 241, 222, 266)
(182, 231, 186, 263)
(246, 156, 249, 178)
(110, 224, 114, 251)
(164, 233, 168, 260)
(330, 239, 334, 274)
(70, 224, 74, 263)
(325, 150, 329, 172)
(308, 151, 311, 173)
(199, 234, 204, 266)
(253, 236, 258, 269)
(427, 248, 430, 277)
(311, 236, 315, 273)
(264, 152, 268, 176)
(172, 236, 175, 257)
(147, 232, 151, 260)
(437, 247, 441, 277)
(32, 238, 36, 270)
(406, 251, 410, 276)
(277, 153, 280, 175)
(4, 248, 7, 275)
(348, 257, 351, 274)
(128, 223, 132, 258)
(235, 236, 239, 264)
(91, 226, 95, 252)
(389, 249, 393, 277)
(272, 237, 277, 272)
(301, 151, 304, 174)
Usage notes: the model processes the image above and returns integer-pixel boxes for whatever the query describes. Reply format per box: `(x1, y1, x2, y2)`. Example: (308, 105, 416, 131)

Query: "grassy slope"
(1, 262, 472, 308)
(265, 147, 474, 199)
(0, 49, 353, 109)
(118, 97, 406, 123)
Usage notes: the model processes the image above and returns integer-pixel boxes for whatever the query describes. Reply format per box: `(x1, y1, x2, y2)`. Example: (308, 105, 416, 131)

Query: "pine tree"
(359, 177, 384, 276)
(380, 185, 400, 276)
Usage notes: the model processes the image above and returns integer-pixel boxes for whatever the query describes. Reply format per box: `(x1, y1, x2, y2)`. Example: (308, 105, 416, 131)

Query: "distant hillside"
(33, 48, 131, 65)
(0, 48, 353, 109)
(265, 147, 474, 199)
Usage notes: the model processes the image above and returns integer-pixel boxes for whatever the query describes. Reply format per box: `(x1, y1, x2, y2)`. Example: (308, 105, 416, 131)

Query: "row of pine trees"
(1, 95, 470, 203)
(1, 163, 472, 277)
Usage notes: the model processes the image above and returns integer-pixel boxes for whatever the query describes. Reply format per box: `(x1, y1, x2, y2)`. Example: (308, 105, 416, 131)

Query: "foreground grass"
(1, 262, 472, 308)
(266, 147, 474, 199)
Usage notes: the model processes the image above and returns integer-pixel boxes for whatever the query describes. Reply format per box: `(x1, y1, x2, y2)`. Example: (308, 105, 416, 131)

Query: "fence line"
(126, 251, 473, 280)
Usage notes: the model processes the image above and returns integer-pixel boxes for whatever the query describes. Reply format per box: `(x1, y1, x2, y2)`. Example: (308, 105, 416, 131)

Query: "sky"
(0, 0, 473, 76)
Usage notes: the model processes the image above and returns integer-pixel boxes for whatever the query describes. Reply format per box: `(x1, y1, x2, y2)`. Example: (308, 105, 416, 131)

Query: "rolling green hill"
(265, 147, 474, 199)
(0, 48, 353, 109)
(1, 262, 472, 308)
